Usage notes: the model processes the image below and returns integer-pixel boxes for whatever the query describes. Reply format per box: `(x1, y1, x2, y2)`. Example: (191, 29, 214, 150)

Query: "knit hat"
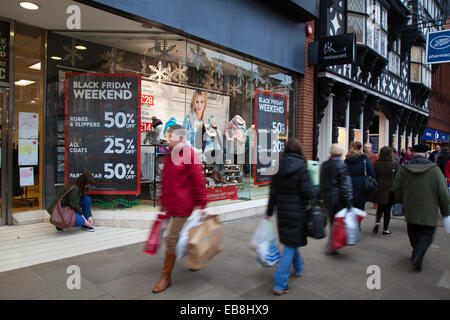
(163, 117, 177, 136)
(412, 144, 429, 153)
(151, 116, 163, 129)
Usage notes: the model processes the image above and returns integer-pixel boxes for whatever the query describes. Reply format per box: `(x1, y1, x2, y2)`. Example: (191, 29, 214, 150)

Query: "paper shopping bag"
(186, 215, 223, 269)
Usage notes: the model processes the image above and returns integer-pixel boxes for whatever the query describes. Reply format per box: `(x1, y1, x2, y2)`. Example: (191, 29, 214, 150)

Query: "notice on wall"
(254, 90, 287, 185)
(19, 167, 34, 186)
(19, 112, 39, 139)
(18, 139, 38, 166)
(65, 73, 141, 194)
(369, 134, 379, 154)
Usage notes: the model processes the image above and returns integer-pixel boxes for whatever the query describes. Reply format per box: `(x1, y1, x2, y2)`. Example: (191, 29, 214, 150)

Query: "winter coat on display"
(393, 156, 449, 227)
(319, 156, 353, 220)
(159, 144, 208, 217)
(345, 153, 376, 205)
(372, 160, 399, 205)
(266, 153, 317, 247)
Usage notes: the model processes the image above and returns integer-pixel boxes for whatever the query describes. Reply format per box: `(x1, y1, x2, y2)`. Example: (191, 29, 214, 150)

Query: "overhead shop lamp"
(19, 2, 40, 10)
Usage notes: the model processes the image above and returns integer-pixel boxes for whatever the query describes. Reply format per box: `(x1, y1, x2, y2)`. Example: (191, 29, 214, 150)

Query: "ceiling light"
(50, 56, 62, 61)
(28, 62, 41, 70)
(75, 45, 87, 50)
(19, 1, 40, 10)
(15, 79, 36, 86)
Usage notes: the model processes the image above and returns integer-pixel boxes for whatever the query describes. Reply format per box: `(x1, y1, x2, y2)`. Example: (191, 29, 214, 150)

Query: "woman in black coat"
(266, 138, 317, 296)
(372, 146, 399, 235)
(320, 143, 353, 255)
(345, 141, 376, 210)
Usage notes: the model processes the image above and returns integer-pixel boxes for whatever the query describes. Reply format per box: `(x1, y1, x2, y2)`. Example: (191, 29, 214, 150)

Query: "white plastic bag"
(175, 212, 202, 259)
(335, 207, 367, 245)
(249, 219, 281, 267)
(443, 216, 450, 233)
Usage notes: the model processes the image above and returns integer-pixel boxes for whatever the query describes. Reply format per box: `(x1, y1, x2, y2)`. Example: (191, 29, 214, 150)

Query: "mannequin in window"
(224, 115, 246, 166)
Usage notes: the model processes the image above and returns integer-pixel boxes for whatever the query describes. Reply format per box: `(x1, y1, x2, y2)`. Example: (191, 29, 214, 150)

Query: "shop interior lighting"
(50, 56, 62, 60)
(75, 45, 87, 50)
(19, 1, 40, 10)
(15, 79, 36, 86)
(28, 62, 41, 70)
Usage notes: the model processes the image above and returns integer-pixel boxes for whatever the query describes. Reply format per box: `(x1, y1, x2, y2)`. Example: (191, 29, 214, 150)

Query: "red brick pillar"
(296, 21, 315, 160)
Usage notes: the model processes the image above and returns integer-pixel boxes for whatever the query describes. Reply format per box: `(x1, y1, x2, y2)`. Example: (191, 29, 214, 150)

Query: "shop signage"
(65, 73, 141, 194)
(426, 29, 450, 64)
(421, 128, 449, 143)
(0, 20, 9, 86)
(369, 134, 379, 154)
(318, 33, 356, 67)
(207, 186, 239, 202)
(254, 90, 287, 185)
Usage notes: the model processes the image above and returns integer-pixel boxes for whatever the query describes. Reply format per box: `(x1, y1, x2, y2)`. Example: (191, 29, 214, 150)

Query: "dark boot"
(152, 252, 176, 293)
(210, 170, 222, 184)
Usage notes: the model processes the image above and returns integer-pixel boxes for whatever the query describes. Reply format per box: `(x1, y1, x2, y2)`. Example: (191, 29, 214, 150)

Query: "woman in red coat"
(153, 124, 208, 293)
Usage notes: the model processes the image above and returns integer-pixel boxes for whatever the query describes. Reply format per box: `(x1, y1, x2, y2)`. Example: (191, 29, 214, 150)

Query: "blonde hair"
(190, 91, 208, 119)
(329, 143, 345, 157)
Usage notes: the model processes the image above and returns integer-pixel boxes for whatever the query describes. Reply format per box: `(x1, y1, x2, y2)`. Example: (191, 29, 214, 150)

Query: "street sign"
(426, 29, 450, 64)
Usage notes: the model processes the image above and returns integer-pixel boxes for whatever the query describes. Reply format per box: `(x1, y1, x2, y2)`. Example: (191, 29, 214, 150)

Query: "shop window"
(388, 39, 401, 76)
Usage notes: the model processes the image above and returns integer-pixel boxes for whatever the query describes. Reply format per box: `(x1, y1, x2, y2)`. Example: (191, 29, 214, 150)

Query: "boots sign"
(65, 73, 141, 194)
(0, 21, 9, 86)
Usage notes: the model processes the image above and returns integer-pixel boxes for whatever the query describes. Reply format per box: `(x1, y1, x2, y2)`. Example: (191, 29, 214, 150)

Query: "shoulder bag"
(363, 159, 378, 193)
(50, 185, 77, 229)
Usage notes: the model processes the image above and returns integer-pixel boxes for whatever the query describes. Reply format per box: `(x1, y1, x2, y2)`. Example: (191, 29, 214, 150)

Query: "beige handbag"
(186, 215, 223, 270)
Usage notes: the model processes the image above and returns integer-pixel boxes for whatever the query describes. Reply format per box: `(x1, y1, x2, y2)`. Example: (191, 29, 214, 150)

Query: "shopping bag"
(186, 215, 223, 269)
(249, 219, 281, 267)
(175, 212, 202, 259)
(392, 203, 404, 216)
(144, 214, 169, 255)
(443, 216, 450, 233)
(344, 207, 366, 245)
(331, 215, 346, 250)
(307, 206, 326, 239)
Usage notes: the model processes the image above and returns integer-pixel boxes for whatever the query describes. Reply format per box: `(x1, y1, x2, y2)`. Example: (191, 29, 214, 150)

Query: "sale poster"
(65, 73, 141, 194)
(19, 167, 34, 187)
(254, 90, 287, 185)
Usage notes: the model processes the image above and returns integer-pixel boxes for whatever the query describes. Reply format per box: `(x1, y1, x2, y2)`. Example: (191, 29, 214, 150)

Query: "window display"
(45, 29, 295, 210)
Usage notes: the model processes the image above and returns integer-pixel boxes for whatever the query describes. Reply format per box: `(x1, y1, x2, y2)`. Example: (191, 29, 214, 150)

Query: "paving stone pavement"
(0, 210, 449, 300)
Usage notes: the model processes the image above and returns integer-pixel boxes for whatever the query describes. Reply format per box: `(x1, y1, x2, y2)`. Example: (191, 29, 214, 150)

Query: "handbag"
(363, 160, 378, 193)
(186, 215, 223, 270)
(307, 205, 326, 239)
(144, 214, 169, 255)
(49, 185, 77, 229)
(392, 203, 404, 217)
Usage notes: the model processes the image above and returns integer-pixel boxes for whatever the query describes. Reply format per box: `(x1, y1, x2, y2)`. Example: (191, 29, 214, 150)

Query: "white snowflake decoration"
(202, 69, 216, 91)
(63, 39, 83, 67)
(150, 40, 177, 66)
(101, 48, 124, 73)
(140, 58, 148, 76)
(237, 66, 245, 85)
(149, 61, 171, 84)
(226, 79, 242, 97)
(171, 62, 188, 84)
(189, 45, 207, 71)
(214, 59, 224, 79)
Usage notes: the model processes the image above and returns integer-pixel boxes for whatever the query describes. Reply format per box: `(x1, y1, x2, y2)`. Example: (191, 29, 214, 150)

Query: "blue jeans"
(74, 196, 91, 227)
(273, 246, 304, 291)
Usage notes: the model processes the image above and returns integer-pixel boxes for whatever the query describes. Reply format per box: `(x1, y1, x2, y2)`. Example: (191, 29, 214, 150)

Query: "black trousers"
(407, 223, 436, 269)
(376, 204, 392, 231)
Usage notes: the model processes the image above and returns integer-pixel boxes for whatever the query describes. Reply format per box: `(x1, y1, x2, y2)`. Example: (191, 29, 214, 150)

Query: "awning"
(421, 128, 449, 143)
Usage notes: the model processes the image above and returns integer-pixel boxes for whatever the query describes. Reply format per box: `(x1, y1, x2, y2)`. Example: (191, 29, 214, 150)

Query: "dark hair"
(283, 138, 308, 167)
(166, 124, 184, 133)
(72, 172, 94, 196)
(379, 146, 393, 161)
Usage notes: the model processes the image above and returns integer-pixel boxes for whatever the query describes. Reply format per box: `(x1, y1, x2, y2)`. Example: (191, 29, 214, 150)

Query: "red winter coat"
(159, 144, 208, 217)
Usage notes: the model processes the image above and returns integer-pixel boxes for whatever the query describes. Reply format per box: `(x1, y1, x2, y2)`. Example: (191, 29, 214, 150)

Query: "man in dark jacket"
(436, 147, 449, 180)
(429, 145, 441, 163)
(320, 143, 353, 255)
(393, 144, 449, 272)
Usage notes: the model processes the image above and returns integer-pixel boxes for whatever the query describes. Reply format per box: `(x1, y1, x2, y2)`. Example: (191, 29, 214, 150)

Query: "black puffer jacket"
(266, 153, 316, 247)
(319, 157, 353, 221)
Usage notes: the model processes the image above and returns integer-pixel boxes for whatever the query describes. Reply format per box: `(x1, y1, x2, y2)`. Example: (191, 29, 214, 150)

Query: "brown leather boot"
(152, 252, 176, 293)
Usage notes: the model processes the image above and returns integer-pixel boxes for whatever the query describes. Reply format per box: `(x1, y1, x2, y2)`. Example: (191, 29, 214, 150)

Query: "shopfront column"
(332, 84, 352, 145)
